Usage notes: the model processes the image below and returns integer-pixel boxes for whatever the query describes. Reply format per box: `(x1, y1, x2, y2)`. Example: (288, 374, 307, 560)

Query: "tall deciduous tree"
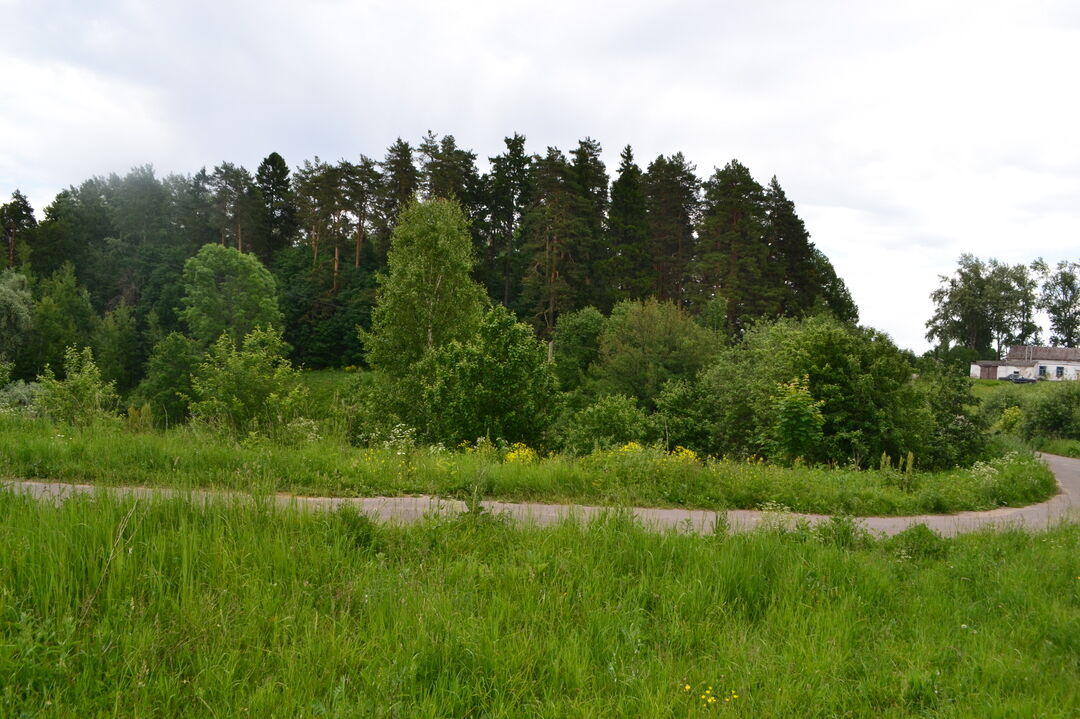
(361, 199, 486, 377)
(1034, 258, 1080, 347)
(180, 243, 283, 347)
(926, 254, 1039, 358)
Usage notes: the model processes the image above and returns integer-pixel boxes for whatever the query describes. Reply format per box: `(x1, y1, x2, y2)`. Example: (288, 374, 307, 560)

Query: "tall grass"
(1, 491, 1078, 717)
(0, 415, 1056, 515)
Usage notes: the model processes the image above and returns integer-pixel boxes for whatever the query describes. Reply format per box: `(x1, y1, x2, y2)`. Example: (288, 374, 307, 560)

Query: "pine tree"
(486, 134, 532, 306)
(606, 146, 650, 302)
(568, 138, 610, 310)
(375, 138, 419, 262)
(643, 154, 699, 306)
(518, 148, 590, 339)
(1, 190, 37, 269)
(209, 163, 260, 254)
(696, 160, 769, 334)
(339, 156, 380, 269)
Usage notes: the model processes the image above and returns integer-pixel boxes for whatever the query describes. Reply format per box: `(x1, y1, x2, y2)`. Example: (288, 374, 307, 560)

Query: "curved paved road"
(3, 453, 1079, 536)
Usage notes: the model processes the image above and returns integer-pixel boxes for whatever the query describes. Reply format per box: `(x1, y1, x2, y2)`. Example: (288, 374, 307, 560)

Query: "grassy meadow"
(0, 414, 1057, 516)
(1, 489, 1078, 717)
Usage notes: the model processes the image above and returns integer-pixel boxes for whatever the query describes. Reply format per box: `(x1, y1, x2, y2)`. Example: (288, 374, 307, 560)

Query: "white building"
(971, 346, 1080, 381)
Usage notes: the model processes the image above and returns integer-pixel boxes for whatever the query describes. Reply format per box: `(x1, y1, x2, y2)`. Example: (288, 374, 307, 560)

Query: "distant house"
(971, 346, 1080, 381)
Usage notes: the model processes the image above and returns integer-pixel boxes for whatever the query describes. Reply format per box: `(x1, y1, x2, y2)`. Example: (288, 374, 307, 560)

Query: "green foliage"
(592, 298, 718, 408)
(926, 254, 1039, 357)
(34, 346, 119, 426)
(17, 263, 97, 379)
(920, 364, 987, 467)
(1033, 258, 1080, 347)
(551, 305, 605, 391)
(180, 243, 283, 346)
(767, 375, 824, 464)
(681, 315, 927, 465)
(132, 332, 201, 427)
(1021, 380, 1080, 440)
(0, 269, 32, 360)
(188, 328, 307, 439)
(91, 301, 141, 394)
(414, 305, 556, 446)
(362, 199, 487, 377)
(560, 394, 649, 455)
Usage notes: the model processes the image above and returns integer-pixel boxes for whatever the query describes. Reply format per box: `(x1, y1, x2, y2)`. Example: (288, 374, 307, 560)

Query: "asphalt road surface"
(3, 452, 1078, 536)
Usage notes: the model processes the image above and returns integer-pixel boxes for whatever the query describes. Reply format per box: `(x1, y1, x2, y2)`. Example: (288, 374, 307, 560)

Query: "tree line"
(927, 254, 1080, 359)
(0, 132, 855, 382)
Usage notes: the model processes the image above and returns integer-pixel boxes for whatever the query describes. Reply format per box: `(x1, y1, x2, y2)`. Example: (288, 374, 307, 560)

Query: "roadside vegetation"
(0, 414, 1055, 516)
(2, 490, 1079, 718)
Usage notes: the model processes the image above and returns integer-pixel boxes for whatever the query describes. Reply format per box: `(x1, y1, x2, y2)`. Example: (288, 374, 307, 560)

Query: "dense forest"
(3, 132, 999, 469)
(0, 133, 854, 375)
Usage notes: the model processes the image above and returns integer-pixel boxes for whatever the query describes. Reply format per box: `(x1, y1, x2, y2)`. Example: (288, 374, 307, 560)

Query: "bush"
(1021, 380, 1080, 440)
(35, 346, 119, 426)
(592, 298, 719, 409)
(668, 315, 930, 465)
(188, 328, 308, 440)
(414, 305, 556, 446)
(131, 332, 201, 427)
(560, 394, 649, 455)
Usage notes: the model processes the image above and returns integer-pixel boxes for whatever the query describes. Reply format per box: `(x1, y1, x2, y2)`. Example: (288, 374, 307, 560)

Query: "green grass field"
(0, 416, 1057, 516)
(1, 490, 1078, 717)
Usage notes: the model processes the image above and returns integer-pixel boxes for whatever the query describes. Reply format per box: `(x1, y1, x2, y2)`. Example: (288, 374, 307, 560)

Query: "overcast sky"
(2, 0, 1078, 352)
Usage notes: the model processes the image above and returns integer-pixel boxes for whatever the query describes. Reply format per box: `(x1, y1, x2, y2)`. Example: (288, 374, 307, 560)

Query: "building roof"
(975, 360, 1036, 367)
(1006, 346, 1080, 362)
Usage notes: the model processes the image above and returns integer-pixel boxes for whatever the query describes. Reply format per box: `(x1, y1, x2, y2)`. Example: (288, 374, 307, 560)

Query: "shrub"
(35, 346, 119, 426)
(1021, 380, 1080, 440)
(682, 315, 929, 466)
(414, 305, 556, 446)
(131, 332, 201, 427)
(561, 394, 649, 455)
(188, 328, 307, 439)
(767, 375, 824, 465)
(592, 298, 719, 409)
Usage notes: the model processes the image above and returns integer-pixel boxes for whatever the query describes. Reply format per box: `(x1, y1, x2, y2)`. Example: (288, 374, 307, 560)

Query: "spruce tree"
(568, 138, 610, 310)
(763, 177, 817, 316)
(254, 152, 298, 262)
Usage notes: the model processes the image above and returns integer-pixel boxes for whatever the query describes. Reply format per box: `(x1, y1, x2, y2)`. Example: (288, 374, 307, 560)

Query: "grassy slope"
(0, 416, 1057, 516)
(1, 491, 1078, 717)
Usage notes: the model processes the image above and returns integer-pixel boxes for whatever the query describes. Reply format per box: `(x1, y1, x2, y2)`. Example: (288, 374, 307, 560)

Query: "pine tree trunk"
(332, 245, 340, 293)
